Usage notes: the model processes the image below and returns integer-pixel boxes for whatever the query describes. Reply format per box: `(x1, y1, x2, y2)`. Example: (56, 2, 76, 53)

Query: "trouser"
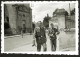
(37, 42, 47, 52)
(50, 39, 56, 51)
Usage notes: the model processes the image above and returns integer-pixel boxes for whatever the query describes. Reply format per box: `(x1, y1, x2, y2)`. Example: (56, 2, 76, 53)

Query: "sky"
(31, 2, 75, 22)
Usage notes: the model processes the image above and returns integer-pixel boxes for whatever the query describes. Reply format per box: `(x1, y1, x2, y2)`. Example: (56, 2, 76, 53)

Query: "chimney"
(69, 3, 71, 16)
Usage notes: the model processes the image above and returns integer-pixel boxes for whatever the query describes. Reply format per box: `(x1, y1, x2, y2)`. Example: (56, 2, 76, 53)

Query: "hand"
(56, 32, 60, 35)
(49, 34, 53, 36)
(32, 44, 36, 47)
(32, 39, 36, 47)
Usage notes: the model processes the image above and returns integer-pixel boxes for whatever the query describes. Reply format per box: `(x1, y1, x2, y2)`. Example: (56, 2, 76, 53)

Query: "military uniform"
(34, 27, 47, 51)
(48, 28, 59, 51)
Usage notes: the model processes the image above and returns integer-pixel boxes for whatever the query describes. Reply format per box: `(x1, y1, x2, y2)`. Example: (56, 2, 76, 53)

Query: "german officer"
(33, 21, 47, 52)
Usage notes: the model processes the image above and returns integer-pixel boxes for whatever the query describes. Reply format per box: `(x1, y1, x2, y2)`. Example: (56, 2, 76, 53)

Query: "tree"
(71, 8, 75, 15)
(65, 11, 68, 16)
(43, 14, 51, 29)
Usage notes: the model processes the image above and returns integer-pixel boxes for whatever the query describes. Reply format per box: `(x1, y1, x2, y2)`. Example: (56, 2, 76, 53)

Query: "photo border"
(1, 1, 79, 55)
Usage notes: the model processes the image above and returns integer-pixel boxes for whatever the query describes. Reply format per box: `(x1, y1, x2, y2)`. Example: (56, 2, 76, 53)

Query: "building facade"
(4, 4, 32, 35)
(65, 9, 75, 29)
(49, 8, 75, 29)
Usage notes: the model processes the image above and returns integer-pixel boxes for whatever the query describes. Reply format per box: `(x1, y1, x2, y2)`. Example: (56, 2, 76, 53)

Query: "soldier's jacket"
(48, 28, 59, 40)
(34, 27, 46, 44)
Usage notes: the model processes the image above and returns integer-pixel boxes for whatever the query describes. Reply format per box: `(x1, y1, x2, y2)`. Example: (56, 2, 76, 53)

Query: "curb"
(4, 35, 21, 39)
(4, 33, 33, 39)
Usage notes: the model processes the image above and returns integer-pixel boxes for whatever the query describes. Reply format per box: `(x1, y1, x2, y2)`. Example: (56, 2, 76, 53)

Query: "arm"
(48, 28, 51, 36)
(44, 28, 46, 38)
(44, 28, 47, 41)
(56, 27, 60, 35)
(48, 28, 50, 36)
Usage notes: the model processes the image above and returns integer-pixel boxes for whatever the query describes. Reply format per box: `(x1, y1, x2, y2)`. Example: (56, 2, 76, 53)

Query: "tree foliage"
(71, 8, 75, 15)
(43, 15, 51, 28)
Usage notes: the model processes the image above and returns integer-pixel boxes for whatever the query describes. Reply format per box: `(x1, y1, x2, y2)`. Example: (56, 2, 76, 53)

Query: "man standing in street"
(21, 27, 23, 38)
(32, 21, 47, 52)
(48, 23, 60, 51)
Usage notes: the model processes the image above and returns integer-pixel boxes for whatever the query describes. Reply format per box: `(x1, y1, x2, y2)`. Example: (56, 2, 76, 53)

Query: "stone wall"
(6, 4, 17, 34)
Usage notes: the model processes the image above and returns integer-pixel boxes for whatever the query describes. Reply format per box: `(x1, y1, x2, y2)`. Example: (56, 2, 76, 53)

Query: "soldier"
(32, 21, 47, 52)
(48, 23, 60, 51)
(21, 27, 23, 38)
(21, 25, 25, 38)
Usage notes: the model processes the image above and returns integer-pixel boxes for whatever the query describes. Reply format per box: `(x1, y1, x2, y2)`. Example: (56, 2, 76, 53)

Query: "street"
(4, 33, 33, 51)
(4, 33, 52, 52)
(4, 31, 75, 52)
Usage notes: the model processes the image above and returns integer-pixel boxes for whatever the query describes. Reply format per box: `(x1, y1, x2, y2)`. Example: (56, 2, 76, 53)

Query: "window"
(23, 14, 25, 17)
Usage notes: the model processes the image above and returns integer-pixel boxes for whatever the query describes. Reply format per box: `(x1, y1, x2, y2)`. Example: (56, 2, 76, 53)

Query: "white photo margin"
(1, 1, 79, 55)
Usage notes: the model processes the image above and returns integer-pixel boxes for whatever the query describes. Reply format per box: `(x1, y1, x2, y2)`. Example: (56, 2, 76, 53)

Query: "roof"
(12, 4, 31, 10)
(53, 8, 66, 15)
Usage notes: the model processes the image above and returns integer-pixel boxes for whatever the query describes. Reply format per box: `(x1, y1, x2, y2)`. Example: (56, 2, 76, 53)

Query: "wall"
(65, 15, 75, 29)
(59, 31, 75, 50)
(5, 4, 32, 34)
(6, 4, 17, 34)
(49, 16, 58, 28)
(57, 15, 65, 29)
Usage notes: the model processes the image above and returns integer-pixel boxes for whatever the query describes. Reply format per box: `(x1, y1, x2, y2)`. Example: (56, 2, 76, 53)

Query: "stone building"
(65, 9, 75, 29)
(49, 9, 66, 29)
(4, 4, 32, 35)
(49, 8, 75, 29)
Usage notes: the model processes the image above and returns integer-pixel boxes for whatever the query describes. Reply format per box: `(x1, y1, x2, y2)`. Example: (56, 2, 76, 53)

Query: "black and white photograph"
(1, 1, 78, 55)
